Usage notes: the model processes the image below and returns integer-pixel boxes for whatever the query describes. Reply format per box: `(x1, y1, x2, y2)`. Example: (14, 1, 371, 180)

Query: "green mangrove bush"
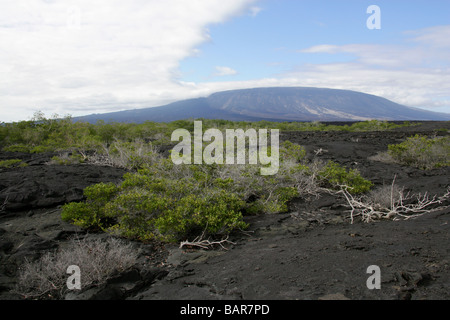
(61, 139, 372, 243)
(388, 135, 450, 170)
(0, 159, 28, 168)
(318, 161, 373, 194)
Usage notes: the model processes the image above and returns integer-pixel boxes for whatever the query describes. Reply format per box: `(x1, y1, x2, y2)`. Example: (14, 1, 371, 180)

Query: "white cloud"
(289, 25, 450, 113)
(279, 63, 450, 110)
(2, 2, 449, 122)
(406, 25, 450, 49)
(0, 0, 257, 122)
(300, 44, 340, 54)
(213, 66, 238, 77)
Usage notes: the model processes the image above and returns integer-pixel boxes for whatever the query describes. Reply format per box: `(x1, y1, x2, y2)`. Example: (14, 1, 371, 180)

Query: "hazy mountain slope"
(77, 98, 266, 123)
(206, 87, 449, 121)
(76, 87, 450, 123)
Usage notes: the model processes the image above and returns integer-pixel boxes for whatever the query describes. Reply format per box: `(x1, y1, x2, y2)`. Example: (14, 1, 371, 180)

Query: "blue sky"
(1, 0, 449, 122)
(181, 0, 450, 78)
(180, 1, 450, 99)
(181, 0, 393, 82)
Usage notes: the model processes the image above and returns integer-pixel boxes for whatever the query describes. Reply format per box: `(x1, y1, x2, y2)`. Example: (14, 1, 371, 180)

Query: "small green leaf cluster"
(0, 159, 28, 168)
(318, 161, 373, 194)
(388, 135, 450, 170)
(61, 182, 119, 229)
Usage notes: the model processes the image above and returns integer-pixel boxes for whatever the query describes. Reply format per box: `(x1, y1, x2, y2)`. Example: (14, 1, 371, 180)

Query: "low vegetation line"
(2, 113, 448, 245)
(1, 112, 420, 155)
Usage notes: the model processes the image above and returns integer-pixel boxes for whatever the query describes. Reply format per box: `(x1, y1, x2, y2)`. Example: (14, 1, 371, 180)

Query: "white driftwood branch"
(338, 181, 449, 224)
(179, 235, 236, 250)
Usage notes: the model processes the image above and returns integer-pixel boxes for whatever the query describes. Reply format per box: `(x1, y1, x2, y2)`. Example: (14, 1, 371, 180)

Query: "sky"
(1, 0, 450, 123)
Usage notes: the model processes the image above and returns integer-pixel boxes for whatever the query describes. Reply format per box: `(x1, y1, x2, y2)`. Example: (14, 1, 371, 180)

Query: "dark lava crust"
(1, 122, 449, 300)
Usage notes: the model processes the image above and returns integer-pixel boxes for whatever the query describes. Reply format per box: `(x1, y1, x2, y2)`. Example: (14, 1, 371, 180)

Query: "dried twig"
(179, 236, 235, 250)
(314, 148, 328, 156)
(179, 227, 236, 250)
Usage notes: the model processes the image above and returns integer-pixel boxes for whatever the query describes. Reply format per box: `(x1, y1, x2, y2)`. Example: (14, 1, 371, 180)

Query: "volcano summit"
(77, 87, 450, 123)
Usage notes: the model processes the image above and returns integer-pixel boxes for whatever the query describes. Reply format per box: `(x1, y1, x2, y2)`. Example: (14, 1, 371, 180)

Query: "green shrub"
(388, 135, 450, 170)
(280, 140, 306, 162)
(152, 189, 246, 242)
(105, 188, 171, 241)
(61, 137, 375, 243)
(61, 144, 311, 242)
(3, 144, 32, 153)
(99, 139, 161, 170)
(61, 182, 119, 229)
(62, 176, 248, 242)
(83, 182, 119, 205)
(0, 159, 28, 168)
(61, 202, 100, 229)
(61, 172, 247, 241)
(30, 145, 54, 153)
(346, 120, 408, 132)
(258, 186, 299, 214)
(318, 161, 373, 194)
(50, 153, 84, 165)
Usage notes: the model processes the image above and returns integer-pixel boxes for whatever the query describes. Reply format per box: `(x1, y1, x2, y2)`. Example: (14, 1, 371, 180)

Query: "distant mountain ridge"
(76, 87, 450, 123)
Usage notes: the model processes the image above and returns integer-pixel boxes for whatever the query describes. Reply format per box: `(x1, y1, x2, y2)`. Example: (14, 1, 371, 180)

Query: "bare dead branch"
(179, 231, 236, 251)
(338, 181, 449, 223)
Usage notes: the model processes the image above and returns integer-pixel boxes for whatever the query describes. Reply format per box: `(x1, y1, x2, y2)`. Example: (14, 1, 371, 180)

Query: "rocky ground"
(0, 121, 449, 302)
